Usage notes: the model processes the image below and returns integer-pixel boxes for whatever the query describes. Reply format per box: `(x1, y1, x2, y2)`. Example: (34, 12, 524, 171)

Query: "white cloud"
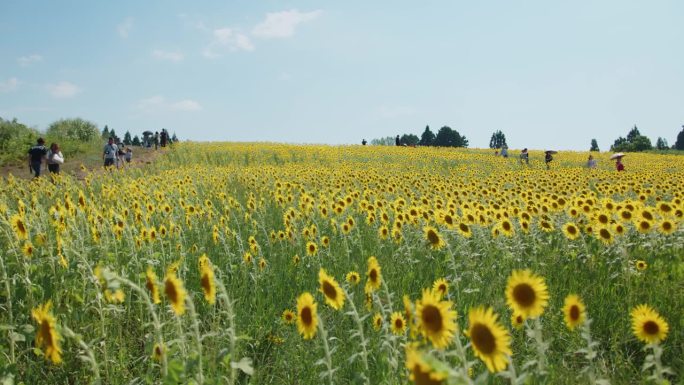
(203, 28, 254, 57)
(252, 9, 323, 39)
(117, 17, 133, 38)
(0, 77, 19, 93)
(138, 95, 202, 113)
(17, 54, 43, 66)
(152, 49, 184, 62)
(47, 81, 81, 98)
(172, 100, 202, 111)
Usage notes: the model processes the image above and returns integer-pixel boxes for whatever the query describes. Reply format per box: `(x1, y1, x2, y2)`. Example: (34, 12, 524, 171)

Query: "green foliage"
(0, 117, 40, 164)
(370, 136, 394, 146)
(172, 133, 178, 143)
(611, 125, 653, 152)
(655, 137, 669, 150)
(434, 126, 468, 147)
(419, 125, 435, 146)
(590, 139, 600, 152)
(400, 134, 419, 146)
(47, 118, 99, 143)
(489, 130, 507, 149)
(675, 126, 684, 150)
(123, 131, 132, 146)
(101, 125, 110, 139)
(132, 135, 141, 146)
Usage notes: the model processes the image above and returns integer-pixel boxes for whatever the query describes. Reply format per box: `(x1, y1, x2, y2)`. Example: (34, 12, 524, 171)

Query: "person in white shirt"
(46, 143, 64, 174)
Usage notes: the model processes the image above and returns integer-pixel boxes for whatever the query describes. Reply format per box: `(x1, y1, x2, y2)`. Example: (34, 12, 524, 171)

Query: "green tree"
(610, 125, 653, 152)
(101, 125, 110, 139)
(370, 136, 395, 146)
(655, 137, 669, 150)
(434, 126, 468, 147)
(109, 129, 117, 141)
(123, 131, 132, 145)
(489, 130, 507, 149)
(132, 135, 141, 146)
(0, 117, 40, 164)
(419, 125, 435, 146)
(675, 125, 684, 150)
(590, 139, 599, 151)
(400, 134, 419, 146)
(47, 118, 99, 142)
(172, 133, 178, 143)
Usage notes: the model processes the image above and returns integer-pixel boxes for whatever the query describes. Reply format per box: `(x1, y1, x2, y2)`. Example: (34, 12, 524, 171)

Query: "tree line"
(371, 124, 684, 152)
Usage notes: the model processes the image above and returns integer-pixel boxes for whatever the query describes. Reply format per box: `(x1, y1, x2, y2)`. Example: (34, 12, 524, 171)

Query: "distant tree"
(123, 131, 132, 146)
(400, 134, 419, 146)
(489, 130, 507, 149)
(172, 133, 178, 143)
(590, 139, 599, 152)
(370, 136, 395, 146)
(132, 135, 141, 146)
(611, 125, 653, 152)
(655, 137, 669, 150)
(675, 125, 684, 150)
(47, 118, 99, 142)
(101, 125, 109, 139)
(419, 125, 436, 146)
(109, 129, 117, 141)
(434, 126, 468, 147)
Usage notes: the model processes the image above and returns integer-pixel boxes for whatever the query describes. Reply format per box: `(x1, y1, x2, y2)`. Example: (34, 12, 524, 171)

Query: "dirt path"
(0, 146, 166, 180)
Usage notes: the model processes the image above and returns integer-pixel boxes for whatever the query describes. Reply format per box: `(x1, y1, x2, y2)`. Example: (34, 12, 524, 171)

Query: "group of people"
(103, 137, 132, 168)
(498, 146, 625, 171)
(27, 138, 64, 177)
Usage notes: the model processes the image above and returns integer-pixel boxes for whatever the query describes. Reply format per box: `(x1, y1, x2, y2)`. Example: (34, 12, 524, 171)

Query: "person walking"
(586, 155, 597, 169)
(103, 137, 119, 168)
(27, 137, 47, 177)
(395, 135, 401, 146)
(519, 148, 529, 165)
(154, 131, 160, 150)
(125, 147, 133, 163)
(544, 150, 555, 170)
(46, 143, 64, 174)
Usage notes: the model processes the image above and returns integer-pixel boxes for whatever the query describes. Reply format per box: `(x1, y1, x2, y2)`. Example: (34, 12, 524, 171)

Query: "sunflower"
(378, 225, 389, 240)
(145, 266, 161, 304)
(319, 269, 345, 310)
(21, 241, 34, 258)
(390, 312, 407, 335)
(432, 278, 448, 299)
(405, 344, 448, 385)
(562, 222, 580, 240)
(499, 219, 515, 237)
(635, 260, 647, 271)
(505, 269, 549, 319)
(258, 258, 267, 271)
(365, 256, 382, 293)
(415, 289, 457, 349)
(596, 226, 614, 245)
(346, 271, 361, 285)
(511, 312, 525, 330)
(630, 304, 669, 344)
(199, 257, 216, 305)
(296, 292, 318, 339)
(562, 294, 586, 331)
(424, 226, 446, 250)
(456, 222, 472, 238)
(636, 220, 652, 234)
(306, 241, 318, 256)
(657, 219, 676, 235)
(243, 252, 253, 265)
(467, 306, 511, 373)
(282, 309, 295, 324)
(292, 254, 301, 266)
(372, 313, 383, 331)
(164, 271, 187, 316)
(10, 214, 29, 240)
(31, 301, 62, 364)
(152, 343, 164, 362)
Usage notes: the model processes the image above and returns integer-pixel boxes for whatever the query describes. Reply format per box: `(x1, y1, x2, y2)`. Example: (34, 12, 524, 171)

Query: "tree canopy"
(419, 126, 435, 146)
(434, 126, 468, 147)
(590, 139, 599, 152)
(489, 130, 507, 149)
(675, 126, 684, 150)
(47, 118, 99, 143)
(610, 125, 653, 152)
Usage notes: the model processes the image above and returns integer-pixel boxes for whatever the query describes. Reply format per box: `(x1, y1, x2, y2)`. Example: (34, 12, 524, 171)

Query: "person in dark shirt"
(27, 138, 47, 177)
(395, 135, 401, 146)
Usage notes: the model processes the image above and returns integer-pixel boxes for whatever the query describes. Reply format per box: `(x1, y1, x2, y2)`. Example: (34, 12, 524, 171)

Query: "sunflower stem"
(63, 325, 101, 384)
(451, 329, 475, 385)
(186, 294, 205, 385)
(112, 275, 168, 378)
(216, 279, 238, 385)
(341, 286, 369, 384)
(531, 318, 548, 376)
(316, 314, 335, 385)
(0, 253, 15, 363)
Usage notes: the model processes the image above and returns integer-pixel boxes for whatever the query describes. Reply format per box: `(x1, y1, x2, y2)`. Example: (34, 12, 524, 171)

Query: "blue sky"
(1, 0, 682, 150)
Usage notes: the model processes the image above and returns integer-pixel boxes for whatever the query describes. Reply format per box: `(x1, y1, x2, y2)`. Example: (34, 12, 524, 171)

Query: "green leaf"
(231, 357, 254, 376)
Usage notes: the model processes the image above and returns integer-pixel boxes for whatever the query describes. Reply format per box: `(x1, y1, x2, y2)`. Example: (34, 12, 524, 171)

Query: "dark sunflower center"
(412, 367, 444, 385)
(427, 230, 440, 244)
(663, 222, 672, 230)
(395, 318, 404, 329)
(300, 307, 313, 325)
(165, 280, 178, 302)
(568, 226, 577, 235)
(41, 320, 53, 346)
(471, 323, 496, 354)
(460, 224, 469, 232)
(640, 222, 650, 230)
(503, 222, 511, 231)
(322, 281, 337, 300)
(421, 305, 443, 333)
(17, 220, 26, 233)
(643, 320, 659, 335)
(569, 305, 580, 321)
(512, 283, 536, 307)
(201, 274, 211, 293)
(370, 269, 378, 282)
(600, 229, 610, 239)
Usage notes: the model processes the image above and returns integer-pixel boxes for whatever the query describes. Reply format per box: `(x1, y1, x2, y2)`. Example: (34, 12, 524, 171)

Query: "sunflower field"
(1, 143, 682, 384)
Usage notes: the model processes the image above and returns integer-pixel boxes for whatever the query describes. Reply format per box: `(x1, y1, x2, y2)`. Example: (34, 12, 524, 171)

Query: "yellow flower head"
(164, 271, 187, 316)
(467, 306, 512, 373)
(562, 294, 586, 331)
(318, 269, 345, 310)
(31, 301, 62, 364)
(145, 266, 161, 304)
(296, 292, 318, 339)
(415, 288, 458, 349)
(505, 269, 549, 319)
(630, 304, 669, 344)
